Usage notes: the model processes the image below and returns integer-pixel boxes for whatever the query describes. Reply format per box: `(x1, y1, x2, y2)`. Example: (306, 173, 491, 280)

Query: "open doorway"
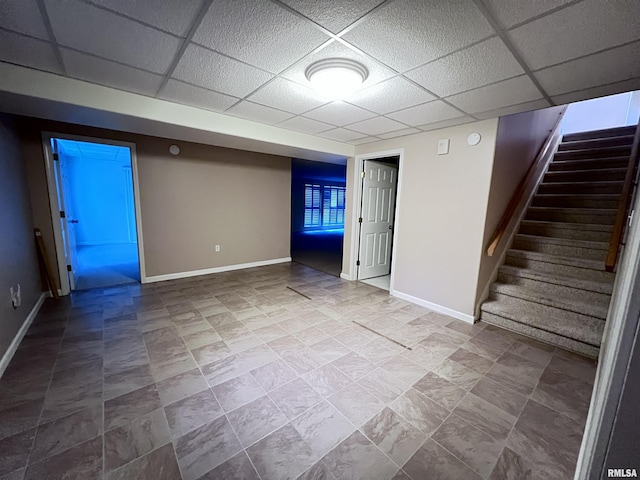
(43, 134, 145, 293)
(290, 158, 346, 277)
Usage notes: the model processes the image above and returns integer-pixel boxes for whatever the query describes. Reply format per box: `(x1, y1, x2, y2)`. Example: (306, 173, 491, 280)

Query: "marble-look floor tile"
(508, 339, 554, 367)
(270, 378, 323, 420)
(142, 325, 180, 348)
(531, 368, 593, 422)
(191, 341, 231, 367)
(175, 416, 243, 480)
(546, 354, 596, 384)
(164, 388, 223, 439)
(362, 407, 427, 466)
(284, 348, 326, 375)
(358, 368, 406, 404)
(30, 405, 102, 462)
(328, 383, 385, 427)
(389, 388, 449, 435)
(250, 359, 298, 391)
(453, 393, 516, 441)
(486, 352, 546, 396)
(297, 461, 336, 480)
(104, 408, 171, 471)
(331, 352, 376, 382)
(267, 335, 307, 357)
(104, 364, 154, 401)
(24, 436, 102, 480)
(0, 428, 35, 477)
(150, 352, 198, 383)
(0, 397, 44, 443)
(156, 368, 209, 406)
(182, 329, 222, 350)
(507, 400, 584, 480)
(0, 467, 25, 480)
(104, 443, 181, 480)
(201, 354, 245, 386)
(321, 430, 397, 480)
(295, 326, 330, 346)
(356, 340, 398, 366)
(104, 384, 162, 431)
(303, 364, 352, 397)
(227, 395, 288, 447)
(199, 450, 260, 480)
(448, 347, 495, 374)
(381, 355, 427, 387)
(291, 401, 355, 458)
(412, 372, 466, 410)
(463, 336, 509, 361)
(470, 376, 528, 418)
(433, 358, 483, 391)
(403, 438, 482, 480)
(212, 373, 267, 412)
(308, 338, 350, 363)
(488, 447, 534, 480)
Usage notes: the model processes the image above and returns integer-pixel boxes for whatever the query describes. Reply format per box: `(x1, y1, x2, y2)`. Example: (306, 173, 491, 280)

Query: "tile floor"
(0, 263, 597, 480)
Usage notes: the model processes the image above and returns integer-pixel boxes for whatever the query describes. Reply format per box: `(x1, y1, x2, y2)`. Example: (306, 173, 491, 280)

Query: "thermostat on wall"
(467, 133, 481, 146)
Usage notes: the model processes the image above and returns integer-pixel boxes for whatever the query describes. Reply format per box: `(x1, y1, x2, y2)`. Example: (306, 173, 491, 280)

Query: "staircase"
(480, 125, 637, 358)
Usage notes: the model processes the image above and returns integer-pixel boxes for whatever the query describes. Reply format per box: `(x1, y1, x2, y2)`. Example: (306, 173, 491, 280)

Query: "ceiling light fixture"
(305, 58, 368, 100)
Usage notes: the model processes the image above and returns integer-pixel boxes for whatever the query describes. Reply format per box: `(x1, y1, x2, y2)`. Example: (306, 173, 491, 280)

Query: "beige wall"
(0, 115, 42, 360)
(475, 106, 565, 307)
(18, 118, 291, 282)
(349, 119, 499, 318)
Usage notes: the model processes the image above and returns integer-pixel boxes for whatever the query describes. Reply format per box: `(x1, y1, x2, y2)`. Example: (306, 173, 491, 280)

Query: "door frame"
(346, 148, 404, 290)
(41, 132, 147, 295)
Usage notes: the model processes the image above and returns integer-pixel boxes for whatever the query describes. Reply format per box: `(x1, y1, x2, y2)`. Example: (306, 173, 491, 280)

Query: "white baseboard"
(340, 273, 353, 281)
(145, 257, 292, 283)
(0, 292, 47, 379)
(390, 289, 475, 324)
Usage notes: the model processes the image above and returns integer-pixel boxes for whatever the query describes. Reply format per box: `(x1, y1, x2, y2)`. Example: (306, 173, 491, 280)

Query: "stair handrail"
(486, 107, 567, 256)
(605, 122, 640, 272)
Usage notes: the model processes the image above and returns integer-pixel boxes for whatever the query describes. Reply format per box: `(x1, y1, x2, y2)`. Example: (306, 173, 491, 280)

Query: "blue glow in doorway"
(56, 139, 140, 290)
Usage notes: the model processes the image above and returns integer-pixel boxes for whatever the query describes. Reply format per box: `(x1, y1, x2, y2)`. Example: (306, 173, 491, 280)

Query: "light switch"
(437, 139, 450, 155)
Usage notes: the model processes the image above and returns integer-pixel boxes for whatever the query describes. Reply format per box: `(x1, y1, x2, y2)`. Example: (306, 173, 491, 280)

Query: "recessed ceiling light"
(305, 58, 368, 101)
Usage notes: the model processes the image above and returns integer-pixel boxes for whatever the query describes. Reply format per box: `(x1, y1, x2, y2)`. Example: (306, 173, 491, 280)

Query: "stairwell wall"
(474, 106, 566, 311)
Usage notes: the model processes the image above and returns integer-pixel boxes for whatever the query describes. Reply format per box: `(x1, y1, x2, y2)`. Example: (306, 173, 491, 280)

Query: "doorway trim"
(345, 148, 404, 291)
(41, 132, 147, 295)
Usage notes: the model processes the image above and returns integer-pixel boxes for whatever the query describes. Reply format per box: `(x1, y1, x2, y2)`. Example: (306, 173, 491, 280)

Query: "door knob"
(70, 219, 79, 224)
(388, 226, 393, 229)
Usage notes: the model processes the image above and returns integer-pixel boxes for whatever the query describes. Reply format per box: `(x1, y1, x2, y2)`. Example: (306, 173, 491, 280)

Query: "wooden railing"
(605, 122, 640, 272)
(486, 107, 567, 256)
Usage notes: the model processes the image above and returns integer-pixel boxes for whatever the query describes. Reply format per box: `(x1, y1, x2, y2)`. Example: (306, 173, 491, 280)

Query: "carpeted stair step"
(537, 181, 623, 195)
(478, 312, 599, 358)
(548, 156, 630, 171)
(518, 220, 613, 242)
(543, 168, 626, 183)
(562, 125, 636, 142)
(505, 249, 615, 283)
(498, 265, 612, 304)
(558, 135, 635, 150)
(525, 206, 616, 225)
(489, 283, 608, 319)
(554, 145, 631, 161)
(512, 234, 608, 261)
(531, 194, 619, 209)
(480, 298, 604, 347)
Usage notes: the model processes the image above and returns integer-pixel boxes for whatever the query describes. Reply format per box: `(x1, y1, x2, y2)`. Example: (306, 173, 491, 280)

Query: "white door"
(51, 139, 79, 290)
(357, 160, 398, 280)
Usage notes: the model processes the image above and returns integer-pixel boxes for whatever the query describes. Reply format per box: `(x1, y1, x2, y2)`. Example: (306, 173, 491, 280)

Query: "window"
(304, 183, 345, 228)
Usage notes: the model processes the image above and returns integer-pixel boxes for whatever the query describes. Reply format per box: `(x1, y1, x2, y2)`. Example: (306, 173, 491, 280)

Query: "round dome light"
(305, 58, 368, 100)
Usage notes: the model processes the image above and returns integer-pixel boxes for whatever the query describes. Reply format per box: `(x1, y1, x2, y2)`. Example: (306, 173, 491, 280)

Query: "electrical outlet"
(215, 245, 221, 252)
(10, 284, 21, 309)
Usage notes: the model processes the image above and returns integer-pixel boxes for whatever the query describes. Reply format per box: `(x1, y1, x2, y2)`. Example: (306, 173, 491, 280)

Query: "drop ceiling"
(0, 0, 639, 145)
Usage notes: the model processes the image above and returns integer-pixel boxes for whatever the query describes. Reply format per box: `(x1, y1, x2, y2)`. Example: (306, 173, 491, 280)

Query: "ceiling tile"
(0, 30, 61, 74)
(281, 39, 396, 91)
(475, 99, 551, 120)
(193, 0, 329, 73)
(278, 0, 385, 33)
(387, 100, 463, 126)
(534, 41, 640, 96)
(508, 0, 640, 70)
(159, 79, 238, 112)
(88, 0, 204, 37)
(44, 0, 181, 74)
(551, 78, 640, 106)
(347, 76, 436, 115)
(351, 136, 380, 145)
(342, 0, 494, 72)
(483, 0, 574, 29)
(277, 116, 333, 134)
(346, 116, 406, 135)
(173, 43, 273, 98)
(405, 37, 524, 97)
(418, 116, 476, 132)
(303, 101, 376, 126)
(0, 0, 48, 39)
(377, 127, 421, 139)
(318, 128, 367, 142)
(226, 101, 294, 125)
(446, 75, 542, 114)
(62, 49, 165, 96)
(247, 77, 326, 115)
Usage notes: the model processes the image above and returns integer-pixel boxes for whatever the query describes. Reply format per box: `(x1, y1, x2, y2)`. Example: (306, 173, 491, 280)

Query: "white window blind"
(304, 184, 322, 227)
(304, 183, 345, 228)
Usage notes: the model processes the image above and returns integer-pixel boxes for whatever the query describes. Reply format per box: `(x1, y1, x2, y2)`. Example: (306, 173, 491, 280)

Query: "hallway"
(74, 243, 140, 290)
